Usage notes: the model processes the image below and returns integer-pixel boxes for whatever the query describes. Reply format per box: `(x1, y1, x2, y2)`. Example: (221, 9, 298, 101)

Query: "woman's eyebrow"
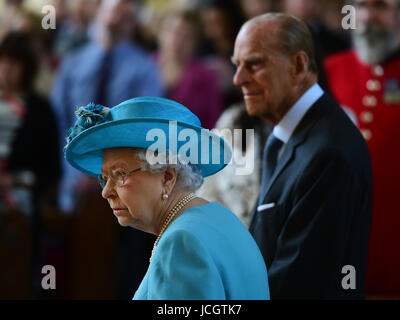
(101, 161, 130, 173)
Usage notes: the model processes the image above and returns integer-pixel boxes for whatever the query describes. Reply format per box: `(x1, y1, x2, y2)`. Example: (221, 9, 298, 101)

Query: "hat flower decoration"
(66, 103, 111, 144)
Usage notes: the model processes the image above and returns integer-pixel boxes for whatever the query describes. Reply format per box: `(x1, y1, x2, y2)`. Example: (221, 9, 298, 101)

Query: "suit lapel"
(260, 135, 301, 201)
(259, 95, 327, 203)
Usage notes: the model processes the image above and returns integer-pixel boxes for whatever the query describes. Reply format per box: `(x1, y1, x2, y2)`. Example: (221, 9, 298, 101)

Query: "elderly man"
(324, 0, 400, 298)
(232, 13, 372, 299)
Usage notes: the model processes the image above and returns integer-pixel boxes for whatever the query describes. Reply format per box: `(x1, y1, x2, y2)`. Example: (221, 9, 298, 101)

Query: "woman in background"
(0, 31, 60, 297)
(154, 10, 223, 129)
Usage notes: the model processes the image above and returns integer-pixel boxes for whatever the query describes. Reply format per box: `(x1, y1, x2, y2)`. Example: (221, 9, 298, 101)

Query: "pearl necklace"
(150, 192, 196, 262)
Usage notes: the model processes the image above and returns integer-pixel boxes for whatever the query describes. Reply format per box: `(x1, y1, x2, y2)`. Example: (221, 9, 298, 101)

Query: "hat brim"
(65, 118, 232, 178)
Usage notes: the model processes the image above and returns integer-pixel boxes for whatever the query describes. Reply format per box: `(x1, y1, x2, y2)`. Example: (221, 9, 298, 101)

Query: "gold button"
(360, 111, 374, 123)
(362, 95, 377, 107)
(372, 65, 384, 77)
(361, 129, 372, 140)
(366, 80, 381, 91)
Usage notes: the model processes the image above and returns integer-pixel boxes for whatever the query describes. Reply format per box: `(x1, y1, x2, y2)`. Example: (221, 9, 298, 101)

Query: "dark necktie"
(95, 51, 112, 106)
(259, 134, 284, 204)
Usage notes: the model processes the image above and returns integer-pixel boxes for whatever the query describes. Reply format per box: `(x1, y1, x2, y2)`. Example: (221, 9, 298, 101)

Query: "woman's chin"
(116, 216, 132, 227)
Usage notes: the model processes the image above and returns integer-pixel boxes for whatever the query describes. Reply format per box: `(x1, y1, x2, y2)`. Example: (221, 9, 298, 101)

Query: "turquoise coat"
(133, 202, 270, 300)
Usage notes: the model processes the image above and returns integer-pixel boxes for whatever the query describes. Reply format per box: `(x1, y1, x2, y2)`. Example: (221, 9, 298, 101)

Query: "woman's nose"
(101, 179, 116, 199)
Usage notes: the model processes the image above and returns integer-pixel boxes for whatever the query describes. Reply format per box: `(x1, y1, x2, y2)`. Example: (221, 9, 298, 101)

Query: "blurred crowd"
(0, 0, 399, 299)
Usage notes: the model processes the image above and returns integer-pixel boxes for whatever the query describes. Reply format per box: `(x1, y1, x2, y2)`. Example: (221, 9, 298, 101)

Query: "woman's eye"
(113, 169, 127, 178)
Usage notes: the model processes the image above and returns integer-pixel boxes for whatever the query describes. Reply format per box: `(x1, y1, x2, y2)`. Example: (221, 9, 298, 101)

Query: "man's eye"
(249, 62, 262, 71)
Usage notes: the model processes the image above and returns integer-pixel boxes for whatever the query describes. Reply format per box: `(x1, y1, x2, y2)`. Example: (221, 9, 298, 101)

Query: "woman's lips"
(112, 208, 128, 213)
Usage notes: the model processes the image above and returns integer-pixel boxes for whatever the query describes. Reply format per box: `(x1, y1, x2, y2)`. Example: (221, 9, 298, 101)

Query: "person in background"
(52, 0, 100, 59)
(198, 0, 276, 225)
(283, 0, 351, 58)
(154, 10, 223, 129)
(240, 0, 276, 20)
(137, 0, 191, 50)
(198, 102, 272, 227)
(324, 0, 400, 299)
(0, 0, 32, 41)
(198, 0, 245, 108)
(0, 0, 57, 97)
(51, 0, 163, 299)
(0, 31, 61, 297)
(51, 0, 164, 213)
(199, 0, 275, 225)
(233, 13, 372, 299)
(282, 0, 351, 91)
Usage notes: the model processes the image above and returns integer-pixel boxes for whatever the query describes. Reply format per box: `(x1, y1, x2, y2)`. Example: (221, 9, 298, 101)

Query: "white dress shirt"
(273, 83, 324, 158)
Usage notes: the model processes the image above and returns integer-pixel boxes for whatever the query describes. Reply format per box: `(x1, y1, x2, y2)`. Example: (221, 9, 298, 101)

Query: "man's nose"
(233, 64, 250, 87)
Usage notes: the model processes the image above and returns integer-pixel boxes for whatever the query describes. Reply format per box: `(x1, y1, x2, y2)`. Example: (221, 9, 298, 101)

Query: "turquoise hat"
(64, 97, 232, 177)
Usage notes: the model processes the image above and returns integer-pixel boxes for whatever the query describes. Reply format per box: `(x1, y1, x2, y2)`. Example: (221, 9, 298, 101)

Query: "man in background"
(324, 0, 400, 298)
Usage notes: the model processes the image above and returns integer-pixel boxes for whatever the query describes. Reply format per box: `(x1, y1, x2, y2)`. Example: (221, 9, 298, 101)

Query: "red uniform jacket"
(325, 50, 400, 297)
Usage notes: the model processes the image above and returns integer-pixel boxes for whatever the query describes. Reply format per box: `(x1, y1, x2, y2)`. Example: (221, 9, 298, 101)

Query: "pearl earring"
(162, 193, 168, 200)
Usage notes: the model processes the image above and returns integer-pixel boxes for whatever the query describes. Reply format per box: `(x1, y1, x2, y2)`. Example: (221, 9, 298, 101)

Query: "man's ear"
(162, 167, 177, 195)
(291, 51, 309, 84)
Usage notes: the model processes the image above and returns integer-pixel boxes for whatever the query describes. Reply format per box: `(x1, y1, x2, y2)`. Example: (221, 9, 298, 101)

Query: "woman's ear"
(162, 167, 177, 195)
(291, 50, 309, 84)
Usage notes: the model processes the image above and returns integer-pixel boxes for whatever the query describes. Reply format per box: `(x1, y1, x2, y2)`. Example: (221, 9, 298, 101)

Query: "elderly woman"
(64, 97, 269, 300)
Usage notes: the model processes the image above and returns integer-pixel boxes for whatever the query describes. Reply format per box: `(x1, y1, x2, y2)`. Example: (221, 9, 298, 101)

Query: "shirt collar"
(273, 83, 324, 144)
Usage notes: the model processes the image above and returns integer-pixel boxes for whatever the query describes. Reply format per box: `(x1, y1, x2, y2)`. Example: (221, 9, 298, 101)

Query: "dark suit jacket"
(250, 93, 372, 299)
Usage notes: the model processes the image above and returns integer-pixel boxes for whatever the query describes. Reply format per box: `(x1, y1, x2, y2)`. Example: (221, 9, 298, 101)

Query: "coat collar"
(259, 93, 329, 202)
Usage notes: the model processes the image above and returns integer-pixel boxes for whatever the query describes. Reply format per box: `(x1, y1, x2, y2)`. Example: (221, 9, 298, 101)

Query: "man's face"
(232, 22, 294, 124)
(355, 0, 399, 29)
(353, 0, 400, 63)
(100, 0, 136, 37)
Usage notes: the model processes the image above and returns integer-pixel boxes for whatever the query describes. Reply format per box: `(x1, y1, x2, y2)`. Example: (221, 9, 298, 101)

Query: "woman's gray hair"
(134, 149, 204, 191)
